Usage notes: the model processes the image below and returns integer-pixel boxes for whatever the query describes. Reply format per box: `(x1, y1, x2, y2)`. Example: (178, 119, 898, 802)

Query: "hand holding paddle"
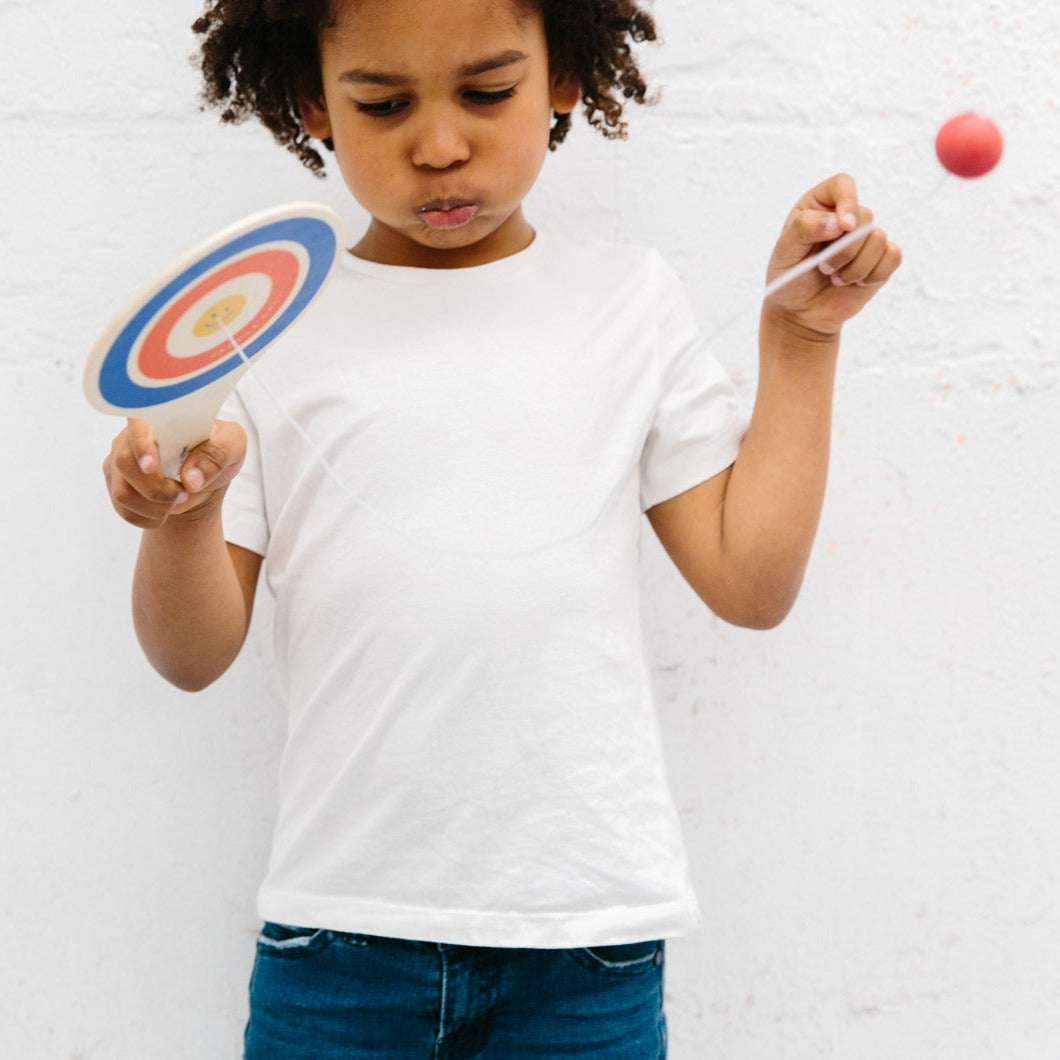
(103, 417, 248, 530)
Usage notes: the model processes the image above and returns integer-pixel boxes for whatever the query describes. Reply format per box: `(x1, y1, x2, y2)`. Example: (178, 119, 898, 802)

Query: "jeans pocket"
(255, 921, 334, 957)
(569, 940, 664, 976)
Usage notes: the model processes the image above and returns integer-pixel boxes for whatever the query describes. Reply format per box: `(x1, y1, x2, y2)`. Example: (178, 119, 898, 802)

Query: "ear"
(549, 72, 580, 116)
(297, 95, 333, 142)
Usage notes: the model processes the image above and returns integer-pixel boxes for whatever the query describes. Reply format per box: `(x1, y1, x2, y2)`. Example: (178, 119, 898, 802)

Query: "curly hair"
(192, 0, 657, 176)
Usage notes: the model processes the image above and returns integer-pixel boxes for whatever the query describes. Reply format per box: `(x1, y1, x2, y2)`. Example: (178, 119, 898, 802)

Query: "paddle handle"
(142, 392, 228, 480)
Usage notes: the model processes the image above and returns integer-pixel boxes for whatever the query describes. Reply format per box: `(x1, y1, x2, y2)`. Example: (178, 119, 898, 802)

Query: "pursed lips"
(418, 200, 480, 229)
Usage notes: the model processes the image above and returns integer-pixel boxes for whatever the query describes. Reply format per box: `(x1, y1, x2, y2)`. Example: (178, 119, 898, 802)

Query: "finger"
(784, 196, 870, 263)
(825, 228, 891, 286)
(816, 206, 876, 276)
(773, 208, 852, 276)
(106, 427, 188, 528)
(108, 429, 175, 498)
(793, 209, 846, 247)
(126, 418, 160, 476)
(814, 172, 860, 232)
(849, 239, 903, 288)
(108, 467, 188, 528)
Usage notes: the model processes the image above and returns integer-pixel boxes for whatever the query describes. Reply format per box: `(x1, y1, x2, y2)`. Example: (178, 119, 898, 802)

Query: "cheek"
(334, 140, 397, 202)
(495, 107, 552, 182)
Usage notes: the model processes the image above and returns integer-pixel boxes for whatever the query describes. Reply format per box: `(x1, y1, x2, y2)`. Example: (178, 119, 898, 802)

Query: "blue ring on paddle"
(98, 216, 337, 409)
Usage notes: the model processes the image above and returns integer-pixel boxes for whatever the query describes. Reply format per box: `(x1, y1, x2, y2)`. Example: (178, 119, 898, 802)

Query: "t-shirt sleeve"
(639, 252, 748, 511)
(219, 386, 269, 557)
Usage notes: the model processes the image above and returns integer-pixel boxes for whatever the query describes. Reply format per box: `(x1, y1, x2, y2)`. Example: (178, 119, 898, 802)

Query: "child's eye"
(464, 87, 517, 106)
(356, 99, 408, 118)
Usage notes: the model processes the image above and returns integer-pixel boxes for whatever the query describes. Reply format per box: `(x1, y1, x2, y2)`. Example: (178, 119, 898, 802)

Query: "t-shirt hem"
(257, 887, 702, 949)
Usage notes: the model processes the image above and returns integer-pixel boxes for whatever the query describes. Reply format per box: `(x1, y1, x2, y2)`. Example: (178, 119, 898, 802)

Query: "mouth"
(418, 201, 480, 230)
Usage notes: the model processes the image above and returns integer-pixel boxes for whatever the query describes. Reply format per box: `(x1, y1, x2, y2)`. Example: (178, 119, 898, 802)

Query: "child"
(103, 0, 901, 1056)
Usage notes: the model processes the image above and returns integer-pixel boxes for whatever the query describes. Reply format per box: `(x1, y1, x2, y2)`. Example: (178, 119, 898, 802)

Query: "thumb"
(179, 419, 247, 495)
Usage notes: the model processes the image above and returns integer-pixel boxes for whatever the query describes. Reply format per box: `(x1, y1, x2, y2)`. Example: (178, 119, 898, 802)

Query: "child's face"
(300, 0, 578, 268)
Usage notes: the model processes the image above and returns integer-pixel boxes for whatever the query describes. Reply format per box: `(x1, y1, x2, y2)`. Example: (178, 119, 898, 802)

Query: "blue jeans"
(245, 922, 667, 1058)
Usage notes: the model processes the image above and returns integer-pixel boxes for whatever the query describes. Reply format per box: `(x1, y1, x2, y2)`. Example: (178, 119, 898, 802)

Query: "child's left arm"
(646, 174, 902, 629)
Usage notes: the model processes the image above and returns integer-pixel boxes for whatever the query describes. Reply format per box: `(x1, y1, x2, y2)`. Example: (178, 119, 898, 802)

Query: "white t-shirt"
(221, 231, 745, 948)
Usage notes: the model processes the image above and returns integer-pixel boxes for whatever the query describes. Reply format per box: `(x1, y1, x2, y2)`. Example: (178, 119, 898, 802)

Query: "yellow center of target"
(193, 294, 248, 337)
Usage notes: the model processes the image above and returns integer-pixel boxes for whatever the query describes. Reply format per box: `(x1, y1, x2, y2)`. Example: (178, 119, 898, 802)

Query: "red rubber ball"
(935, 112, 1003, 178)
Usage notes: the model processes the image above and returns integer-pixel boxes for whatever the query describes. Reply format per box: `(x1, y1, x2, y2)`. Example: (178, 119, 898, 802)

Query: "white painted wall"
(2, 1, 1057, 1056)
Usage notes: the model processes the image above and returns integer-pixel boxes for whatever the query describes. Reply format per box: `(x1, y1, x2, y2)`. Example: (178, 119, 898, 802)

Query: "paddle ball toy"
(84, 202, 344, 479)
(935, 112, 1004, 178)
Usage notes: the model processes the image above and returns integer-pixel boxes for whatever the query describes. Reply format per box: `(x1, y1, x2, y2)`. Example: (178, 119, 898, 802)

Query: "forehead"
(322, 0, 543, 71)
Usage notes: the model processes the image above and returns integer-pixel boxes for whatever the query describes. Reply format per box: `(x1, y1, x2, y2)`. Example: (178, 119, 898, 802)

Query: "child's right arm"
(103, 418, 262, 692)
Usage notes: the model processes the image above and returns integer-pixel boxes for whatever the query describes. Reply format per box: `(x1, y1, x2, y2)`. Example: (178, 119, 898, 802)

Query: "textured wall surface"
(2, 1, 1058, 1057)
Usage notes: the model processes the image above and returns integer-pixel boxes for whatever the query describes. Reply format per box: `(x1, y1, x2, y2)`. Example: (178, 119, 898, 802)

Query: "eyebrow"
(338, 50, 529, 87)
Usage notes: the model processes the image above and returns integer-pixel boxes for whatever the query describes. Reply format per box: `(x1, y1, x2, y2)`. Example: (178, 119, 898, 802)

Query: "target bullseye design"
(133, 247, 302, 384)
(85, 203, 343, 477)
(92, 210, 339, 409)
(194, 294, 248, 337)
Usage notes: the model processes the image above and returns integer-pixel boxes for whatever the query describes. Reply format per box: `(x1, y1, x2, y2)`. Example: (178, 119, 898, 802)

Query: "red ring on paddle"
(137, 249, 300, 381)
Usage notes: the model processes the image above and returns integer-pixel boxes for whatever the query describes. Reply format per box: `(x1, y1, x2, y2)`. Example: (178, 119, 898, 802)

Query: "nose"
(409, 107, 471, 170)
